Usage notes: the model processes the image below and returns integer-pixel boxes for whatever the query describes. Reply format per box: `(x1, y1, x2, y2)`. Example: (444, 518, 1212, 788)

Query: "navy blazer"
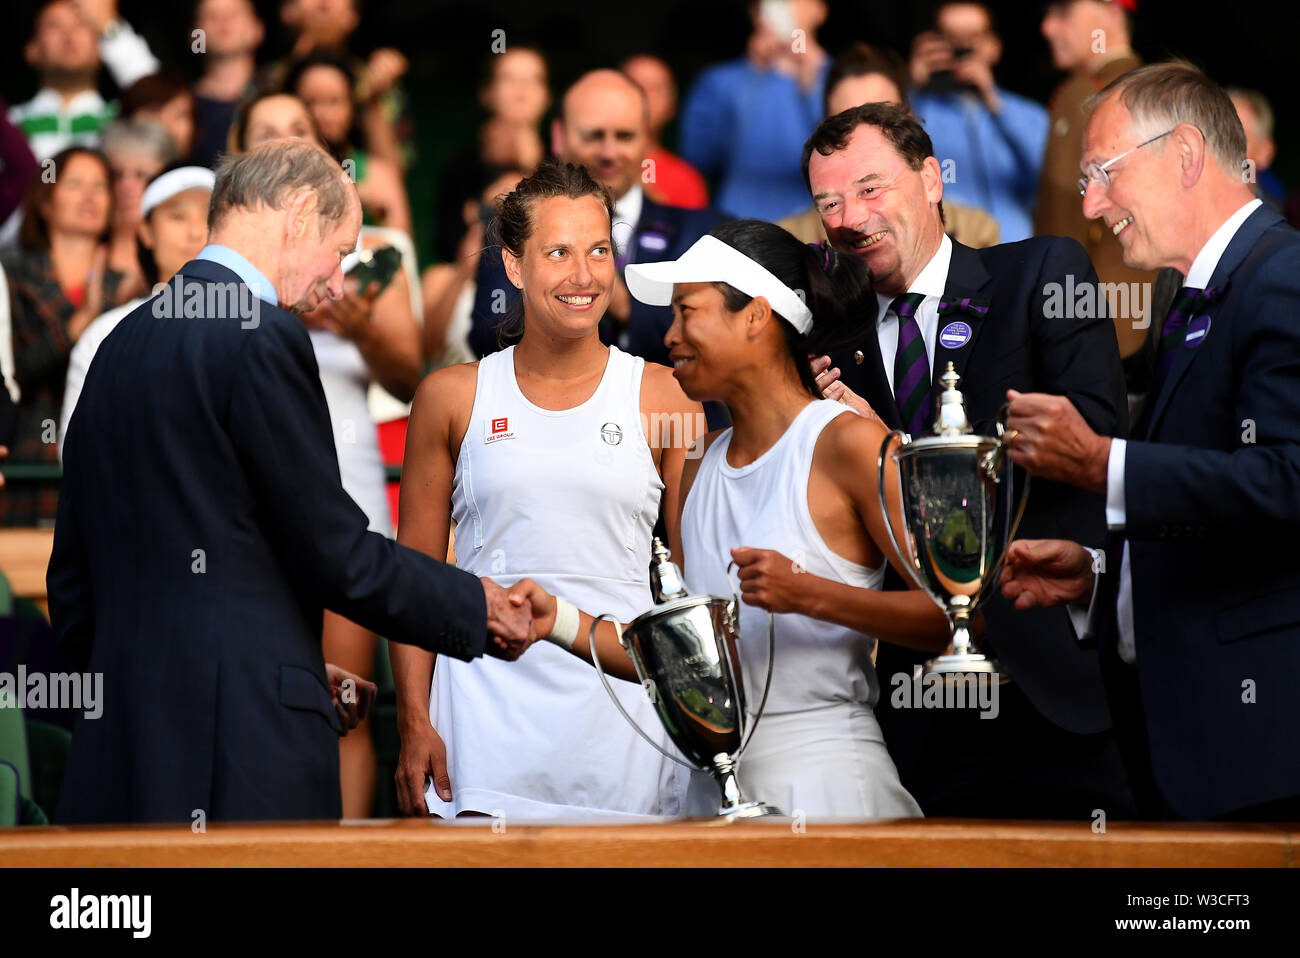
(1089, 205, 1300, 819)
(469, 197, 728, 366)
(48, 259, 489, 824)
(833, 237, 1128, 735)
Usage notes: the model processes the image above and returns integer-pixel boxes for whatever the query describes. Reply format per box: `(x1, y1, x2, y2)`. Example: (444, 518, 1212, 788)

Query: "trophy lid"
(931, 362, 971, 437)
(649, 537, 689, 603)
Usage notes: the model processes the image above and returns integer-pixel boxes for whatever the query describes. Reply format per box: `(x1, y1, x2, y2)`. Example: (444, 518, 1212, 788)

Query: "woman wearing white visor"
(59, 164, 214, 457)
(513, 220, 957, 819)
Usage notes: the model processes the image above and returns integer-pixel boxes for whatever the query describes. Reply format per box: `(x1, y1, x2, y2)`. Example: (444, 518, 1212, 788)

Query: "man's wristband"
(545, 597, 580, 651)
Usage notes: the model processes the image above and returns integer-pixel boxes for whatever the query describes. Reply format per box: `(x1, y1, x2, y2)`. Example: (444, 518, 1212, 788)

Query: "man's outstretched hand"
(999, 539, 1096, 611)
(481, 577, 536, 660)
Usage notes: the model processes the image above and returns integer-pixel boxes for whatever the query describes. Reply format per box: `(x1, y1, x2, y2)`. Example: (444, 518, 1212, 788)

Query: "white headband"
(140, 166, 216, 219)
(624, 234, 814, 335)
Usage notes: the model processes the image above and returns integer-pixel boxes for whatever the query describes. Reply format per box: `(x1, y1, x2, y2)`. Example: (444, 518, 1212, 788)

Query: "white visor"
(625, 234, 814, 335)
(141, 166, 216, 219)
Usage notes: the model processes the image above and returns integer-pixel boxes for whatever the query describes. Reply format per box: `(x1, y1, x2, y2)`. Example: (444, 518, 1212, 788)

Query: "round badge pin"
(1183, 314, 1211, 349)
(938, 321, 972, 349)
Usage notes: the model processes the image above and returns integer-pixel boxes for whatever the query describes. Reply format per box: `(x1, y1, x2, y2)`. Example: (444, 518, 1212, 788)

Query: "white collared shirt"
(1106, 197, 1262, 664)
(611, 185, 644, 257)
(875, 233, 953, 393)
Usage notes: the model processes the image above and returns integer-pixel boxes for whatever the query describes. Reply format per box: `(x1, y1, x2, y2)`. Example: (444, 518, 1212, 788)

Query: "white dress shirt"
(1105, 197, 1262, 664)
(875, 233, 953, 393)
(610, 185, 644, 257)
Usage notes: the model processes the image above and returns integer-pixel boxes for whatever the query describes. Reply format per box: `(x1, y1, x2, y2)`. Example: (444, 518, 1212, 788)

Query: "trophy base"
(916, 655, 1010, 684)
(718, 801, 785, 820)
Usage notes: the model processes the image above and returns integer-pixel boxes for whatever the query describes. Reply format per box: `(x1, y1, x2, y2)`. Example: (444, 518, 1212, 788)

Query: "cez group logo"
(486, 416, 515, 444)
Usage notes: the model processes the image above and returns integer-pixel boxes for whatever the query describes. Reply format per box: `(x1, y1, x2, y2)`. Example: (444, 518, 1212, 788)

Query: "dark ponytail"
(706, 219, 872, 397)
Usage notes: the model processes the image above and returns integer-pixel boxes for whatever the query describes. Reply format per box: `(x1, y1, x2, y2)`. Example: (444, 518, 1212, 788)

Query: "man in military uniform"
(1037, 0, 1152, 372)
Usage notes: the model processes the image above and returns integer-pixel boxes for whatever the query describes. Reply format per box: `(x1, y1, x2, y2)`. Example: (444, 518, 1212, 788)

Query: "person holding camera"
(909, 2, 1048, 243)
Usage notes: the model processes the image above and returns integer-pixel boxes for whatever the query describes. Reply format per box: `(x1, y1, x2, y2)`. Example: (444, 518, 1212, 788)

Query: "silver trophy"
(588, 539, 782, 818)
(877, 363, 1029, 679)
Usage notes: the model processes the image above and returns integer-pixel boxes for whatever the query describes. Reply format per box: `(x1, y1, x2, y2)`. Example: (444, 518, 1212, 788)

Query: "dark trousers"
(877, 670, 1136, 822)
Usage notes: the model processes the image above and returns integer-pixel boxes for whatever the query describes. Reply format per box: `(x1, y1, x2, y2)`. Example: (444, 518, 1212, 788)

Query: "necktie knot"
(1164, 284, 1225, 335)
(890, 292, 925, 320)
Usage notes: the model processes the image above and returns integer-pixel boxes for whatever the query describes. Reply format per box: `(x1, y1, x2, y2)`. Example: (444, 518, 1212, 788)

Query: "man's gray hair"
(1085, 60, 1247, 174)
(101, 119, 178, 167)
(208, 139, 351, 234)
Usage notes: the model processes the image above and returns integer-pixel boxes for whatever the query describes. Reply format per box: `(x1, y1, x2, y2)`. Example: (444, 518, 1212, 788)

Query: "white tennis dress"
(426, 345, 691, 820)
(310, 329, 393, 536)
(680, 399, 922, 820)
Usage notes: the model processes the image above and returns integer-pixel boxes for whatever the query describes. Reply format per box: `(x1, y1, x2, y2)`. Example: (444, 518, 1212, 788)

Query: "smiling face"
(1080, 95, 1181, 272)
(502, 194, 614, 340)
(279, 187, 362, 314)
(663, 281, 746, 402)
(555, 73, 648, 201)
(807, 123, 945, 295)
(140, 187, 212, 280)
(44, 152, 111, 239)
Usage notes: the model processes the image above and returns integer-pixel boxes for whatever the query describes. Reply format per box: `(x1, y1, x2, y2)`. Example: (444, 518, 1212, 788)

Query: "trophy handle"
(981, 404, 1032, 605)
(876, 429, 925, 591)
(587, 612, 695, 770)
(726, 561, 774, 760)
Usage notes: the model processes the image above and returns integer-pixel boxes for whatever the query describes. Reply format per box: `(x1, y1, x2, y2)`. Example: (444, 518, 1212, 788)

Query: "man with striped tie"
(802, 102, 1131, 821)
(1001, 62, 1300, 822)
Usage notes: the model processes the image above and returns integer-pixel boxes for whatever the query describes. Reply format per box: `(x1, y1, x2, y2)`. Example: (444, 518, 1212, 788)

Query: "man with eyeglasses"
(1002, 61, 1300, 822)
(1036, 0, 1153, 368)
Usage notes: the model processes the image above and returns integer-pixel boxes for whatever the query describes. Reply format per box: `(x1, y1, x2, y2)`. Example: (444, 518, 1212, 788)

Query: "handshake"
(478, 577, 560, 660)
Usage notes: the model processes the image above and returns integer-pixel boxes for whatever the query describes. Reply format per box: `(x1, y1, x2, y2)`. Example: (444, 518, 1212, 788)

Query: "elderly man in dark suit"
(1001, 62, 1300, 822)
(49, 140, 535, 825)
(805, 102, 1133, 820)
(470, 69, 727, 367)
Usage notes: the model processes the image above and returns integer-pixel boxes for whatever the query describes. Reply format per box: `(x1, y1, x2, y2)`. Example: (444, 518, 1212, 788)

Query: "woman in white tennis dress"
(516, 221, 955, 819)
(391, 159, 702, 819)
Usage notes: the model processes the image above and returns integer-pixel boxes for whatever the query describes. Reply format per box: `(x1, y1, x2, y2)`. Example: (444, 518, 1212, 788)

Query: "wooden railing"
(1, 818, 1295, 867)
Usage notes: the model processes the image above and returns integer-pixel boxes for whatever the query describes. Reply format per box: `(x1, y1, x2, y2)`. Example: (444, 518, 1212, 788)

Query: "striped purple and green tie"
(1135, 284, 1223, 435)
(891, 293, 931, 436)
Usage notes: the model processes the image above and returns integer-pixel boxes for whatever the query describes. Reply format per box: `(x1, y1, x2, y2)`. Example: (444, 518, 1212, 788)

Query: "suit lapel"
(932, 241, 994, 390)
(1143, 205, 1281, 438)
(630, 198, 680, 265)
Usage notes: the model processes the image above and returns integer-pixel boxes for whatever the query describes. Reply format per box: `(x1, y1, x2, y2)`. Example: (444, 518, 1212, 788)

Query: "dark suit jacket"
(1088, 206, 1300, 819)
(469, 197, 728, 365)
(834, 237, 1127, 736)
(48, 259, 489, 824)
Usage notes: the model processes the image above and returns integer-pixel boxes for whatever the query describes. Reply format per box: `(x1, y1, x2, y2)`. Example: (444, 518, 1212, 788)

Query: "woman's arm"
(507, 579, 641, 683)
(390, 365, 465, 813)
(640, 362, 706, 561)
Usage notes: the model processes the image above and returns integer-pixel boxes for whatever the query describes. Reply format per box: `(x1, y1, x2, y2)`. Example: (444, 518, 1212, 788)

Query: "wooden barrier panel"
(0, 527, 54, 613)
(0, 818, 1295, 867)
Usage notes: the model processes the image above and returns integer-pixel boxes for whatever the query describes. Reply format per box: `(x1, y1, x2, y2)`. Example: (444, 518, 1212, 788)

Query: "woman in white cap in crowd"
(60, 164, 214, 456)
(512, 219, 958, 819)
(391, 158, 703, 820)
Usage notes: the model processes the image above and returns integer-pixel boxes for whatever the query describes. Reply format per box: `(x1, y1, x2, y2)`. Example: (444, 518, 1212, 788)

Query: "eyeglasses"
(1077, 128, 1175, 196)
